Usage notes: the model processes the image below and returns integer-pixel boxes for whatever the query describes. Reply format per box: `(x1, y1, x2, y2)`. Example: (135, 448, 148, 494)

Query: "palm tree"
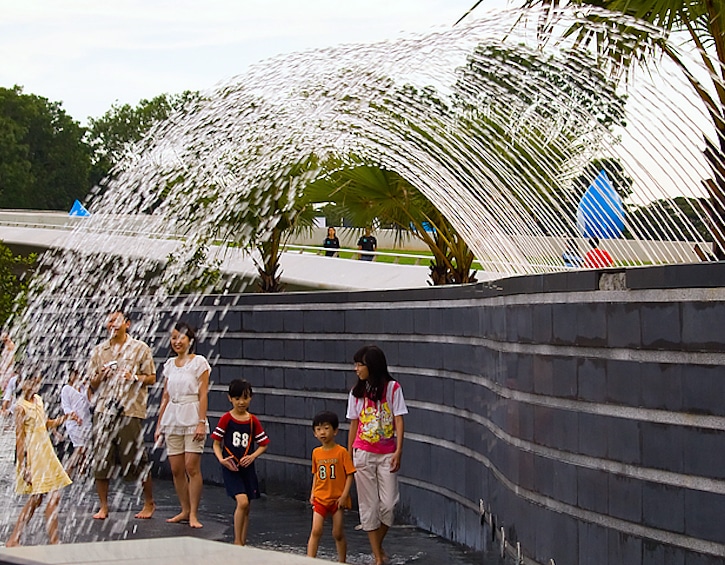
(307, 162, 478, 285)
(459, 0, 725, 255)
(247, 158, 320, 293)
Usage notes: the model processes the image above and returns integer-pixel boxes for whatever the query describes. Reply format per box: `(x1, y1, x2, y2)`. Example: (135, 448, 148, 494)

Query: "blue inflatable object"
(576, 169, 624, 239)
(69, 199, 90, 217)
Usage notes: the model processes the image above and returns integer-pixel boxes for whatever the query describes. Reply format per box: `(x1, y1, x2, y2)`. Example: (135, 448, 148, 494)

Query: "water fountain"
(1, 5, 724, 564)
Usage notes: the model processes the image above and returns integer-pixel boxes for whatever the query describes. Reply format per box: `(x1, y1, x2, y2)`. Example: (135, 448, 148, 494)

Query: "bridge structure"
(0, 210, 442, 291)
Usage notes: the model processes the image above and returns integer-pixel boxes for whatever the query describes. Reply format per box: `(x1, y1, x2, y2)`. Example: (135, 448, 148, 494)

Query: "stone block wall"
(149, 262, 725, 564)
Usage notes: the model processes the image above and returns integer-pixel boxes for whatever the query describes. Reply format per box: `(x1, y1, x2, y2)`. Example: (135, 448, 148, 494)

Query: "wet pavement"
(0, 427, 504, 564)
(0, 479, 501, 564)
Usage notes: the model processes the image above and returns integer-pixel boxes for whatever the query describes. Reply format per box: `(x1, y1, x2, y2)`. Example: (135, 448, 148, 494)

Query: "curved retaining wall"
(159, 262, 725, 564)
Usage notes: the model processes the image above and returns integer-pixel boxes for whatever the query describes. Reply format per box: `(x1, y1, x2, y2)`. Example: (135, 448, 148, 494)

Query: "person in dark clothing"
(323, 227, 340, 257)
(357, 228, 377, 261)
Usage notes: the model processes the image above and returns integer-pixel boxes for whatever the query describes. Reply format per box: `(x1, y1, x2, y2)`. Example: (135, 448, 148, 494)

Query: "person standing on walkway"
(88, 309, 156, 520)
(306, 410, 356, 563)
(347, 345, 408, 565)
(0, 332, 16, 392)
(561, 239, 584, 268)
(357, 227, 377, 261)
(584, 237, 614, 268)
(323, 227, 341, 257)
(212, 379, 269, 546)
(6, 372, 78, 546)
(155, 321, 210, 529)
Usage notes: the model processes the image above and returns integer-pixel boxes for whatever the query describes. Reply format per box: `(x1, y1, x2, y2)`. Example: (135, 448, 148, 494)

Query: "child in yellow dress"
(6, 373, 79, 547)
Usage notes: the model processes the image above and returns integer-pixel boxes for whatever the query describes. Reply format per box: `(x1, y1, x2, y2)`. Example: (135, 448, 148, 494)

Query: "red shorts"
(313, 500, 340, 518)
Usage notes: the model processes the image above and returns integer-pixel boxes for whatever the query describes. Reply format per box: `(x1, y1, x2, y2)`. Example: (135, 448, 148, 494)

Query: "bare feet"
(134, 503, 155, 519)
(92, 508, 109, 520)
(166, 512, 189, 524)
(189, 517, 203, 529)
(5, 537, 19, 547)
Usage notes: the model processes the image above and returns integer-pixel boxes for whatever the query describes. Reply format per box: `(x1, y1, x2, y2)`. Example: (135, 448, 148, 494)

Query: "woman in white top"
(155, 321, 210, 529)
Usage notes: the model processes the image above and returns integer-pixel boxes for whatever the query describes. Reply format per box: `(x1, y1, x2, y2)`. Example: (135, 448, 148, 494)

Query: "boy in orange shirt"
(307, 411, 356, 563)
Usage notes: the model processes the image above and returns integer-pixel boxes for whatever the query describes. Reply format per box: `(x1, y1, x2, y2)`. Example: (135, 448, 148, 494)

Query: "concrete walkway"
(0, 211, 509, 291)
(0, 476, 493, 565)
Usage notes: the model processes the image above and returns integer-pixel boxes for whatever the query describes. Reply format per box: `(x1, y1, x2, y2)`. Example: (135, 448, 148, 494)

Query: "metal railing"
(282, 243, 432, 265)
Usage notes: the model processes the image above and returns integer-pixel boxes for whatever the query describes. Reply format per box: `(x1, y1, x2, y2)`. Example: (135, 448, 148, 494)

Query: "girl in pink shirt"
(346, 345, 407, 565)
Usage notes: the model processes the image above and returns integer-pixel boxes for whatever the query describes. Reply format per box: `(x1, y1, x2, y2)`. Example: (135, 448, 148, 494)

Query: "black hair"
(588, 237, 600, 248)
(108, 309, 129, 320)
(228, 379, 253, 398)
(312, 411, 339, 430)
(351, 345, 394, 402)
(173, 320, 197, 353)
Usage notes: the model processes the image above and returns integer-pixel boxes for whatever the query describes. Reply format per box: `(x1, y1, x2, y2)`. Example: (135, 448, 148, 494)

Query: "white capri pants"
(353, 449, 399, 531)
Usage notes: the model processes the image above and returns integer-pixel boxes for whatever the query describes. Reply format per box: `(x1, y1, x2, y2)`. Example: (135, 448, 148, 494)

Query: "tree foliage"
(0, 242, 37, 327)
(307, 162, 478, 285)
(467, 0, 725, 252)
(452, 43, 628, 233)
(0, 86, 91, 210)
(86, 91, 200, 187)
(626, 196, 712, 241)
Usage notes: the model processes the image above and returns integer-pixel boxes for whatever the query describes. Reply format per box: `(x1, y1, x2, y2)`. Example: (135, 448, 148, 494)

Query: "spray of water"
(1, 5, 722, 546)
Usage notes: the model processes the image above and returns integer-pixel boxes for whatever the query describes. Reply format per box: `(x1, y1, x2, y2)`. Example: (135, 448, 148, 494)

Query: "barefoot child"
(211, 379, 269, 546)
(306, 411, 356, 563)
(7, 372, 80, 546)
(60, 367, 92, 478)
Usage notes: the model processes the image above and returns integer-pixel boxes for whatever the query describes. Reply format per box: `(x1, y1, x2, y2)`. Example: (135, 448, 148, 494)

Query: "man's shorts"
(93, 413, 149, 481)
(165, 432, 206, 456)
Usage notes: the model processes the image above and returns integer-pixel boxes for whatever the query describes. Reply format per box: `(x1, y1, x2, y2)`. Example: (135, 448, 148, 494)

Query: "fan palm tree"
(307, 163, 478, 285)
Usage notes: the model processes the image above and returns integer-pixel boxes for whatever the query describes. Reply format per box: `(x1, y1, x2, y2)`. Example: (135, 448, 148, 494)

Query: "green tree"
(308, 162, 479, 285)
(0, 86, 91, 210)
(626, 196, 712, 242)
(0, 242, 37, 327)
(250, 160, 321, 293)
(86, 91, 200, 187)
(318, 202, 348, 227)
(451, 43, 627, 234)
(178, 156, 320, 293)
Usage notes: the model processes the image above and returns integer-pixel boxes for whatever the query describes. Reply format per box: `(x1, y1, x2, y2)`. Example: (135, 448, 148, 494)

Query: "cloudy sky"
(0, 1, 712, 202)
(0, 0, 497, 124)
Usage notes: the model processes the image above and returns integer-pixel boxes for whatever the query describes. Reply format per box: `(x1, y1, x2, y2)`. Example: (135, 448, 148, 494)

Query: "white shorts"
(68, 425, 92, 448)
(165, 433, 206, 456)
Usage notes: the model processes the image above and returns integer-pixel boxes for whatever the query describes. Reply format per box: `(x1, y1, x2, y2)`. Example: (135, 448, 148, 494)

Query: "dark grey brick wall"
(147, 262, 725, 564)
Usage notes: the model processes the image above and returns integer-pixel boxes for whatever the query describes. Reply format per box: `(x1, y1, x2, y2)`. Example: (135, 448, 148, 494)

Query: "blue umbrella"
(576, 169, 624, 238)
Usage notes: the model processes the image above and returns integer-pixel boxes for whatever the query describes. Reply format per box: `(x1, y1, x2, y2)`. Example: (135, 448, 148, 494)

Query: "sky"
(0, 1, 713, 204)
(0, 0, 493, 124)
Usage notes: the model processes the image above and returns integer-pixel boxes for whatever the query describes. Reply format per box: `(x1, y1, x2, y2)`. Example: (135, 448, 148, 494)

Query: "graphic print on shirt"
(318, 462, 338, 480)
(358, 397, 394, 444)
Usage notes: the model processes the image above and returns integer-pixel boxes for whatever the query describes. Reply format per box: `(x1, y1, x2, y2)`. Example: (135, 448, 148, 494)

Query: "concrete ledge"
(0, 537, 317, 565)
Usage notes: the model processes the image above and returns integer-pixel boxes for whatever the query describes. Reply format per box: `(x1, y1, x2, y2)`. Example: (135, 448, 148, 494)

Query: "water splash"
(2, 4, 723, 546)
